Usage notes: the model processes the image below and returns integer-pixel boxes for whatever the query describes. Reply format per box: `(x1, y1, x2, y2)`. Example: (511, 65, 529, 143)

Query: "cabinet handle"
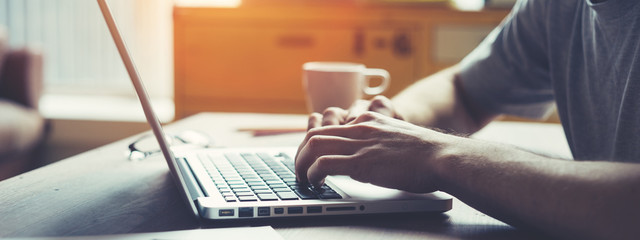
(277, 35, 314, 48)
(353, 29, 365, 56)
(393, 32, 412, 57)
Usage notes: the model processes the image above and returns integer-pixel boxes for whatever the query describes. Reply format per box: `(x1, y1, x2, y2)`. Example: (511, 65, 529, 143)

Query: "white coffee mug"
(303, 62, 390, 113)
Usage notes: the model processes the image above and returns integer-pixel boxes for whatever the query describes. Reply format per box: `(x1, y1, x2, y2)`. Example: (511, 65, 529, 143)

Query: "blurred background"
(0, 0, 517, 179)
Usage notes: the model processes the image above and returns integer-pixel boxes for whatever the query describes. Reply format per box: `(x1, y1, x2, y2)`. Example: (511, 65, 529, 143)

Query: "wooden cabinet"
(174, 4, 509, 118)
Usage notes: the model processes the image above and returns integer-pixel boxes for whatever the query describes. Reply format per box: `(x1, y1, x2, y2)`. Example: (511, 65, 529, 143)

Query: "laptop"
(97, 0, 452, 220)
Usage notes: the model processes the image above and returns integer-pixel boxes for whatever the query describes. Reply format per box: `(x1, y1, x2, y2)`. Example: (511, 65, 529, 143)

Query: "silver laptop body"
(97, 0, 451, 220)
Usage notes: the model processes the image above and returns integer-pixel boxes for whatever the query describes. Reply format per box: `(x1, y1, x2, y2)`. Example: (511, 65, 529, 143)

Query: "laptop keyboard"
(199, 152, 342, 202)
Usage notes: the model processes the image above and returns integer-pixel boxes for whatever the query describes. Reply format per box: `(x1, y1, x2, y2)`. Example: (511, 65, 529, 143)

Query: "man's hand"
(294, 95, 409, 187)
(294, 111, 457, 192)
(318, 95, 404, 127)
(295, 95, 404, 178)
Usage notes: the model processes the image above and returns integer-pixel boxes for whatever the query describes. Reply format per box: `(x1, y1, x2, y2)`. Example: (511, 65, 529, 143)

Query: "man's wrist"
(424, 133, 470, 191)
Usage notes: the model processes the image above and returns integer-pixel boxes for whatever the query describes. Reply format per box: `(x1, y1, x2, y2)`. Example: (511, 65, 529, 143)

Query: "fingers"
(315, 95, 399, 126)
(321, 107, 348, 126)
(368, 95, 398, 119)
(301, 123, 376, 146)
(307, 112, 322, 131)
(295, 135, 370, 184)
(349, 111, 382, 125)
(297, 112, 353, 166)
(297, 112, 323, 162)
(346, 96, 402, 123)
(307, 155, 354, 188)
(345, 100, 370, 123)
(296, 116, 345, 174)
(295, 97, 399, 186)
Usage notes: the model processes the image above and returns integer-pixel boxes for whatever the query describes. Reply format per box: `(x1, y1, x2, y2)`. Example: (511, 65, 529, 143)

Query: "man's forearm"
(433, 137, 640, 239)
(392, 65, 495, 134)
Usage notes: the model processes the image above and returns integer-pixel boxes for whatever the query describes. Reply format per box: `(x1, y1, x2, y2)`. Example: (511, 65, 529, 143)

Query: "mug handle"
(363, 68, 390, 95)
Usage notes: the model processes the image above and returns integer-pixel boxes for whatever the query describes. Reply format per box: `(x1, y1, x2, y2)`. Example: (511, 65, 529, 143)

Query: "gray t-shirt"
(459, 0, 640, 162)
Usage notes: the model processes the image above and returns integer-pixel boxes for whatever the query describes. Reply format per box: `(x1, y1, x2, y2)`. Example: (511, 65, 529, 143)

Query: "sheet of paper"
(2, 226, 283, 240)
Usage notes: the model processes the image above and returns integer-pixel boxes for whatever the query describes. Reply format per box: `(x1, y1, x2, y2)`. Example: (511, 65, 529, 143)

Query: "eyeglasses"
(127, 130, 213, 161)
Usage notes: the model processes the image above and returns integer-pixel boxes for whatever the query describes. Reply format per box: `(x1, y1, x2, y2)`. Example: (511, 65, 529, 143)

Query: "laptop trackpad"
(328, 176, 440, 201)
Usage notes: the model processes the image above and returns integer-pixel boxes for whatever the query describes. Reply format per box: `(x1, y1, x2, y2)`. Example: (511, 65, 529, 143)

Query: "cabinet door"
(175, 18, 416, 116)
(354, 26, 417, 98)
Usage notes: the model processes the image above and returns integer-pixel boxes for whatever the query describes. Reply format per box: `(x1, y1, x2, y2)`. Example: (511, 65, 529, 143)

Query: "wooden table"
(0, 113, 571, 239)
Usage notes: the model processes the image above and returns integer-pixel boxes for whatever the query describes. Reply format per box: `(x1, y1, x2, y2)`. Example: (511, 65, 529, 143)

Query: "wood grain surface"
(0, 113, 566, 239)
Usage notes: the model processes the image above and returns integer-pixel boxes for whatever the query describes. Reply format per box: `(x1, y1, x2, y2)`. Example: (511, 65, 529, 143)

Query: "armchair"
(0, 27, 47, 181)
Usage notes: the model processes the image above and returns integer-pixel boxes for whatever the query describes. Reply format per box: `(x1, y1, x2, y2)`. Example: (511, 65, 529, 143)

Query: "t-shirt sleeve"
(458, 0, 555, 119)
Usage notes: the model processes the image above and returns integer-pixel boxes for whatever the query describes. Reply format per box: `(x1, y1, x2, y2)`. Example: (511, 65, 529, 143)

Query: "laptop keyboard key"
(254, 190, 273, 194)
(282, 178, 297, 183)
(228, 182, 247, 186)
(272, 187, 292, 193)
(257, 193, 279, 201)
(235, 191, 255, 197)
(251, 186, 269, 191)
(277, 173, 295, 178)
(243, 176, 261, 181)
(266, 180, 284, 185)
(294, 189, 320, 199)
(268, 183, 287, 189)
(231, 186, 250, 191)
(204, 152, 344, 202)
(238, 196, 258, 202)
(261, 176, 280, 181)
(319, 192, 342, 199)
(276, 192, 299, 200)
(248, 182, 267, 187)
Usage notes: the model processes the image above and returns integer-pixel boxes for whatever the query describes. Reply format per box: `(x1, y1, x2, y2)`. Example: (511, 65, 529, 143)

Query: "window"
(0, 0, 172, 98)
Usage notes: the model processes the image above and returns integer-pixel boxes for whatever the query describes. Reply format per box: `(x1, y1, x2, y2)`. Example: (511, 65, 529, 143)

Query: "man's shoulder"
(514, 0, 582, 16)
